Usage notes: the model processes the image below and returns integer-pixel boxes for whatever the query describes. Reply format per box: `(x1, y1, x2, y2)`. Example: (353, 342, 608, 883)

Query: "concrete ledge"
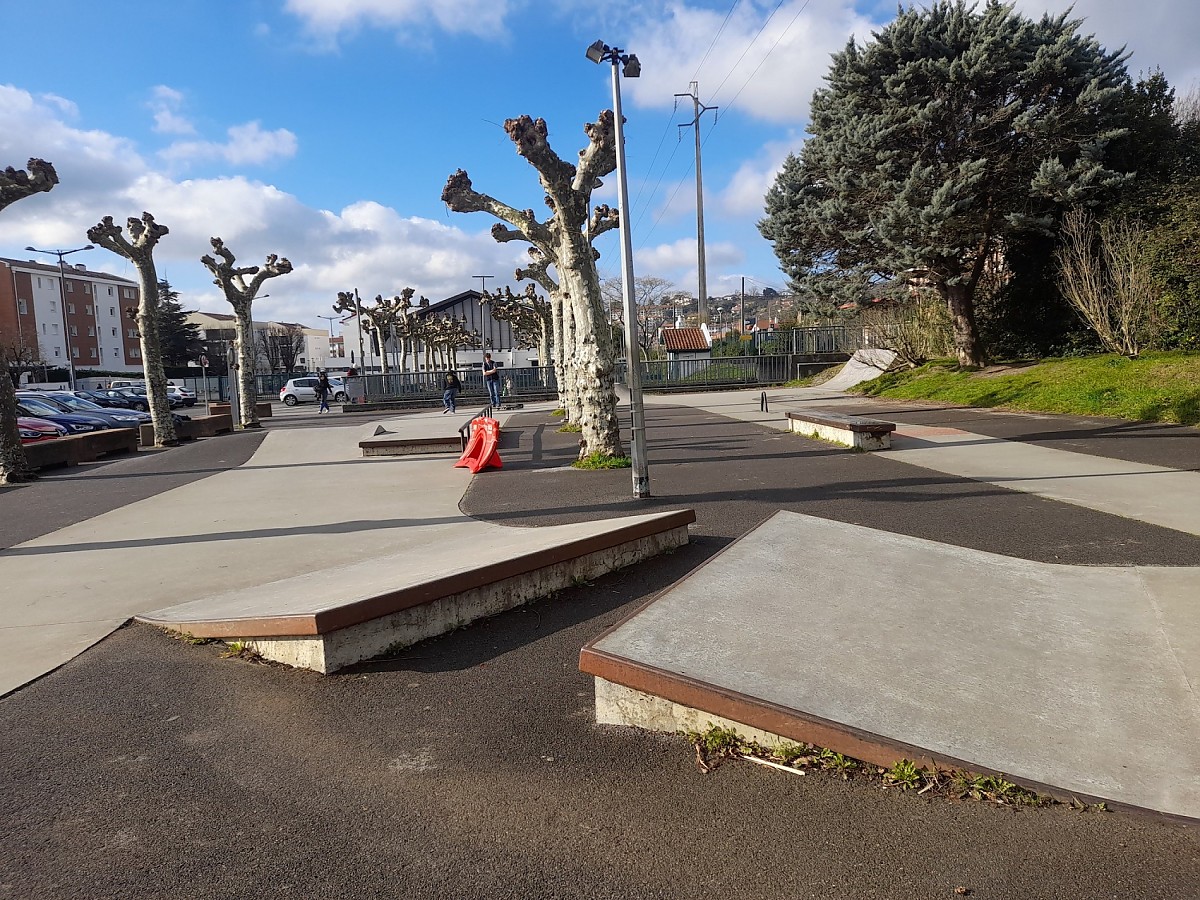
(140, 509, 696, 674)
(24, 429, 139, 470)
(209, 401, 273, 419)
(786, 410, 895, 450)
(139, 414, 234, 446)
(359, 435, 463, 456)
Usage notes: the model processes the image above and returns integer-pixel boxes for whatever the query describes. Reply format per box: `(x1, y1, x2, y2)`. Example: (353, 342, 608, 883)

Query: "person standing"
(482, 352, 501, 408)
(442, 370, 462, 414)
(316, 371, 332, 414)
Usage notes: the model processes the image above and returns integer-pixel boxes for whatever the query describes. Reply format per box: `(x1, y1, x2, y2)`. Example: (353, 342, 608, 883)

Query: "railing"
(751, 325, 878, 355)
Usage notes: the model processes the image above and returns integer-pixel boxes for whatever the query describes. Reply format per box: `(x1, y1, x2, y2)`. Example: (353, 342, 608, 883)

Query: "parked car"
(15, 396, 113, 434)
(125, 386, 180, 408)
(97, 389, 149, 410)
(73, 389, 129, 408)
(107, 379, 145, 390)
(280, 376, 348, 406)
(41, 392, 152, 429)
(167, 385, 196, 406)
(18, 416, 68, 444)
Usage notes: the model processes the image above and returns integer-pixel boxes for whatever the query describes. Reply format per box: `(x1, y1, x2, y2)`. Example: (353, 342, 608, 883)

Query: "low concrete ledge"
(209, 401, 273, 419)
(140, 509, 696, 674)
(24, 429, 139, 470)
(786, 410, 895, 450)
(359, 435, 463, 456)
(139, 414, 234, 446)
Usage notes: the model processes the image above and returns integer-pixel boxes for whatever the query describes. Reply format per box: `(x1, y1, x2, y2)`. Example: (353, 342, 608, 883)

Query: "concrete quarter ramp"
(818, 348, 897, 391)
(581, 510, 1200, 820)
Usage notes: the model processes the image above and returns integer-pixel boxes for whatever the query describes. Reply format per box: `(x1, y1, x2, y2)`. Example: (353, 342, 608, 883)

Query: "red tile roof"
(661, 326, 710, 352)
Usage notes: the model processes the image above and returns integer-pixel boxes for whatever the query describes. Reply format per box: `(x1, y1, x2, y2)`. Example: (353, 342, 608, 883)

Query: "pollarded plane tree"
(442, 112, 624, 459)
(421, 313, 479, 372)
(88, 212, 178, 446)
(200, 238, 293, 428)
(392, 289, 425, 372)
(332, 289, 368, 371)
(759, 1, 1130, 367)
(481, 284, 552, 385)
(0, 158, 58, 484)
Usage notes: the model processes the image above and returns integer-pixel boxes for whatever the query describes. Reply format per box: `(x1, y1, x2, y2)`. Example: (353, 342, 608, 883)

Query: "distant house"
(660, 324, 712, 362)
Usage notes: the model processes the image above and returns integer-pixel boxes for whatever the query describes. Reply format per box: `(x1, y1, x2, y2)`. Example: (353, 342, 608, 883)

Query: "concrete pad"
(581, 510, 1200, 820)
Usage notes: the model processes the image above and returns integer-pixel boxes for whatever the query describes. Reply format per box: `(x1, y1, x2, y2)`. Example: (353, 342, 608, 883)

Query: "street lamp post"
(587, 39, 649, 499)
(318, 313, 338, 371)
(26, 244, 93, 389)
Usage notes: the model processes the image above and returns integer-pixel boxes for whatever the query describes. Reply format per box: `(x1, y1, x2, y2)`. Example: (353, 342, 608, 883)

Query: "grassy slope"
(852, 352, 1200, 426)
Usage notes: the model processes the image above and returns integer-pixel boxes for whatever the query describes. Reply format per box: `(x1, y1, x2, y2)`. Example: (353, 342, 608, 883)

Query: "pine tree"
(156, 280, 203, 367)
(760, 0, 1130, 366)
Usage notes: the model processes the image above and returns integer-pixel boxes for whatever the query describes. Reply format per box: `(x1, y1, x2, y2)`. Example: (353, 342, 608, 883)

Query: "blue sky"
(2, 0, 1196, 330)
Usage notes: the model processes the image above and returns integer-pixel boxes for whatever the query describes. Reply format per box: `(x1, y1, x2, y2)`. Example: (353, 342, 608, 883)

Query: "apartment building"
(188, 311, 329, 374)
(0, 256, 143, 372)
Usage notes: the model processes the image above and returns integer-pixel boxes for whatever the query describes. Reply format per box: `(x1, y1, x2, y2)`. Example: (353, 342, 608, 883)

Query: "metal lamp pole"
(318, 313, 338, 371)
(26, 244, 92, 389)
(588, 40, 649, 498)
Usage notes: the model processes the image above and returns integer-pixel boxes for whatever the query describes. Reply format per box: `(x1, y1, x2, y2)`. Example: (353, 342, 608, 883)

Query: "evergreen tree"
(156, 279, 203, 367)
(760, 0, 1130, 366)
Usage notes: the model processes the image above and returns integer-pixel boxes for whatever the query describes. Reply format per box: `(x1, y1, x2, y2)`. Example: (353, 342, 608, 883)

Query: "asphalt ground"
(1, 400, 1197, 899)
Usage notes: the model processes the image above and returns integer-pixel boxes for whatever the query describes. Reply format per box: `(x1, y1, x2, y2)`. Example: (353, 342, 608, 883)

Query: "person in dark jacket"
(316, 371, 332, 414)
(442, 371, 461, 414)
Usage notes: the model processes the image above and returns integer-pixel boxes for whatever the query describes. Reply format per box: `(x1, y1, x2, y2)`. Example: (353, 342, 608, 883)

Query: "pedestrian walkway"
(0, 403, 689, 695)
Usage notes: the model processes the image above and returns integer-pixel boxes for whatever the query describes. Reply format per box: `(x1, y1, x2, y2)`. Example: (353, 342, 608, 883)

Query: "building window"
(66, 283, 73, 293)
(90, 348, 97, 359)
(85, 305, 92, 314)
(108, 287, 114, 296)
(54, 348, 60, 357)
(87, 326, 95, 337)
(51, 323, 59, 334)
(69, 325, 77, 336)
(41, 323, 46, 334)
(127, 328, 138, 338)
(131, 348, 141, 359)
(72, 347, 79, 359)
(111, 327, 117, 337)
(113, 348, 119, 358)
(83, 284, 91, 294)
(109, 306, 115, 316)
(49, 299, 57, 312)
(17, 298, 27, 314)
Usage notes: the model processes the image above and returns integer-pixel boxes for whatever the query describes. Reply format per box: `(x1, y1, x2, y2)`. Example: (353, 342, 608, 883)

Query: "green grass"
(853, 352, 1200, 426)
(572, 452, 632, 470)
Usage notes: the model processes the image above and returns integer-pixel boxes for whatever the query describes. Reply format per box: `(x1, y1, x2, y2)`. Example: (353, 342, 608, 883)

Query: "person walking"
(482, 352, 501, 409)
(442, 370, 461, 414)
(316, 371, 332, 414)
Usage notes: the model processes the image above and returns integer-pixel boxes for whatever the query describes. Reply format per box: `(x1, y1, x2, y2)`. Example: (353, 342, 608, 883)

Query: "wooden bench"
(785, 410, 896, 450)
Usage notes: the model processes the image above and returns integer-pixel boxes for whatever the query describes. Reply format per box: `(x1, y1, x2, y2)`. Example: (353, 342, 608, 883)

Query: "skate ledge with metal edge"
(139, 509, 695, 674)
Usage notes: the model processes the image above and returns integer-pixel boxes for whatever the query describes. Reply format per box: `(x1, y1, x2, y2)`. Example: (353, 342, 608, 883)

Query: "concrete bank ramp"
(581, 510, 1200, 820)
(818, 348, 897, 391)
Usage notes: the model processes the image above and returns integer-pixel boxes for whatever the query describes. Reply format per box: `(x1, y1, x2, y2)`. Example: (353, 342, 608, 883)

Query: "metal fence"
(751, 325, 882, 355)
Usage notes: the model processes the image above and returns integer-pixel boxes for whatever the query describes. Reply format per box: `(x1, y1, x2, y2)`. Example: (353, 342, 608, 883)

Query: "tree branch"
(0, 158, 58, 213)
(442, 169, 554, 254)
(574, 110, 618, 194)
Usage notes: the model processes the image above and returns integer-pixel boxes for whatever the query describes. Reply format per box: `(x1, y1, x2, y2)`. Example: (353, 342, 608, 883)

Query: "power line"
(690, 0, 741, 84)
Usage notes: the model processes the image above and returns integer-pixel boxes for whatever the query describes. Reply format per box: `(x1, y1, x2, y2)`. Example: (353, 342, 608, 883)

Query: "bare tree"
(442, 112, 624, 459)
(256, 323, 306, 373)
(201, 238, 293, 428)
(481, 285, 552, 383)
(1057, 209, 1157, 356)
(88, 212, 177, 446)
(602, 276, 685, 357)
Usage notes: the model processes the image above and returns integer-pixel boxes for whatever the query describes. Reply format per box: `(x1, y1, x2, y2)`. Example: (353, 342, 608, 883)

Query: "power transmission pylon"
(676, 82, 717, 325)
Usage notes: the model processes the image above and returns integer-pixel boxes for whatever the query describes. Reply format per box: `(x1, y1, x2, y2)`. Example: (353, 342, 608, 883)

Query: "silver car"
(279, 376, 347, 406)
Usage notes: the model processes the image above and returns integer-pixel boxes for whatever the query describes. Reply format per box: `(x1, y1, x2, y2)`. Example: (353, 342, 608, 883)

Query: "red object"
(18, 416, 64, 444)
(454, 417, 503, 473)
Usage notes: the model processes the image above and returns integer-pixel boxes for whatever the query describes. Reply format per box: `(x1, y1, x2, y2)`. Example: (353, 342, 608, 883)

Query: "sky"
(1, 0, 1197, 332)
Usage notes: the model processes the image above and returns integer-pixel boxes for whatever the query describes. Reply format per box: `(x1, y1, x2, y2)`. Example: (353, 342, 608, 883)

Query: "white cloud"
(622, 1, 884, 124)
(0, 86, 533, 328)
(717, 138, 799, 218)
(149, 85, 196, 136)
(636, 237, 742, 284)
(161, 121, 298, 166)
(283, 0, 514, 47)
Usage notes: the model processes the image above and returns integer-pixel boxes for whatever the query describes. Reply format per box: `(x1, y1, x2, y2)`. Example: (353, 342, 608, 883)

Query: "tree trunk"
(560, 252, 621, 459)
(0, 363, 35, 484)
(134, 263, 178, 446)
(550, 293, 566, 400)
(233, 304, 261, 428)
(377, 328, 391, 374)
(942, 283, 986, 367)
